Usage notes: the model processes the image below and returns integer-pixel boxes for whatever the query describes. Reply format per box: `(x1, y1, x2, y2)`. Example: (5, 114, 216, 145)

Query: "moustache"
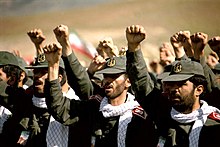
(33, 80, 43, 85)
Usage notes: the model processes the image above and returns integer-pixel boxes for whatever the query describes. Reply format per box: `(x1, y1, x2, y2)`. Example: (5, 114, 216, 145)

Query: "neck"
(192, 100, 201, 112)
(61, 82, 69, 93)
(18, 81, 23, 88)
(109, 91, 127, 106)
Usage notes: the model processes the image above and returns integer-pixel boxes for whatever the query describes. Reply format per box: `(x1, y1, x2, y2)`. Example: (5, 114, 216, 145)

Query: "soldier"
(43, 42, 159, 147)
(125, 24, 220, 147)
(0, 51, 30, 147)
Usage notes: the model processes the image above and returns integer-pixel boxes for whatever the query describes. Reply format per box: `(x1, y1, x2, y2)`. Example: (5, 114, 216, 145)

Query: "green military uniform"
(45, 55, 159, 147)
(126, 49, 220, 147)
(165, 115, 220, 147)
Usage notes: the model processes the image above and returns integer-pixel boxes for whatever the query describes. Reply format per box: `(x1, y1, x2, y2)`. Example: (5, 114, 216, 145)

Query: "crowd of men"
(0, 24, 220, 147)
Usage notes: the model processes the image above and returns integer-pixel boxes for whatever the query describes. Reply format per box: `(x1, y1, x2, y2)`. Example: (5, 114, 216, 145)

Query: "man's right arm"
(126, 25, 156, 109)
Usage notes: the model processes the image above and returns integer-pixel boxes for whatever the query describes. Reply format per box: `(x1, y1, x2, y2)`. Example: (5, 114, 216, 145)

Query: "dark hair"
(2, 65, 28, 86)
(189, 75, 207, 91)
(59, 67, 67, 86)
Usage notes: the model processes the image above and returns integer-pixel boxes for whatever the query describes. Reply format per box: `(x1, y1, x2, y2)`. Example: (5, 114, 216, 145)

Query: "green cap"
(96, 56, 126, 74)
(25, 54, 65, 69)
(162, 60, 205, 82)
(0, 51, 19, 67)
(214, 63, 220, 71)
(157, 64, 172, 80)
(16, 56, 29, 74)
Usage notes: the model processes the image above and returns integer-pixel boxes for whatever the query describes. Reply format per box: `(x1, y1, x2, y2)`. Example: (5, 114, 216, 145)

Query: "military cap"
(0, 51, 19, 67)
(25, 54, 65, 69)
(16, 56, 30, 74)
(214, 63, 220, 71)
(157, 64, 172, 80)
(96, 56, 126, 74)
(162, 60, 205, 82)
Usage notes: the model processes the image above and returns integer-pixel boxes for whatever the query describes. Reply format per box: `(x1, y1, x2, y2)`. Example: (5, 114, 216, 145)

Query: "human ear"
(20, 71, 26, 82)
(58, 74, 63, 83)
(195, 85, 204, 96)
(125, 78, 131, 88)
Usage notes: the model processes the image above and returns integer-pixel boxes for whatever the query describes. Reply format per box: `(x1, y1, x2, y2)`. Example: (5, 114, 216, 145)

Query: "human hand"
(170, 31, 186, 58)
(12, 49, 22, 58)
(87, 54, 106, 75)
(206, 52, 219, 69)
(208, 36, 220, 56)
(190, 32, 208, 60)
(43, 43, 62, 66)
(27, 29, 45, 45)
(150, 60, 162, 75)
(27, 29, 45, 54)
(126, 25, 146, 52)
(159, 42, 175, 66)
(53, 24, 72, 56)
(179, 31, 193, 57)
(53, 24, 69, 45)
(96, 37, 119, 59)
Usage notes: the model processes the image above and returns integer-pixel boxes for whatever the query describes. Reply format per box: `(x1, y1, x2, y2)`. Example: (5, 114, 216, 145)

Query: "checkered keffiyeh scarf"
(0, 106, 12, 133)
(171, 100, 220, 147)
(46, 87, 80, 147)
(100, 92, 139, 147)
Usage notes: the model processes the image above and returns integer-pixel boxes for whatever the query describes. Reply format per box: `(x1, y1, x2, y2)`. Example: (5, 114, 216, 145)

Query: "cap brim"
(96, 68, 126, 74)
(162, 74, 193, 82)
(25, 65, 48, 69)
(157, 72, 170, 80)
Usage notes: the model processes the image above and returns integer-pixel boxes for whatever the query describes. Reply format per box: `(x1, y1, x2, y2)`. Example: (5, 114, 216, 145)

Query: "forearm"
(62, 52, 94, 99)
(48, 63, 59, 81)
(34, 43, 44, 55)
(60, 40, 72, 57)
(126, 49, 155, 100)
(45, 79, 81, 125)
(128, 43, 141, 52)
(173, 47, 185, 59)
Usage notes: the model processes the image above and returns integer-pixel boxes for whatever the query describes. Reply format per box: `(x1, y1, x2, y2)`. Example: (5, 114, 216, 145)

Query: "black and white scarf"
(99, 92, 139, 147)
(171, 100, 220, 147)
(32, 87, 79, 147)
(0, 106, 12, 133)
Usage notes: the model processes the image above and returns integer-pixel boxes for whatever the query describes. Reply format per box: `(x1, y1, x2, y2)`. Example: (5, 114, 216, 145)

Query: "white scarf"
(171, 100, 220, 147)
(32, 95, 47, 108)
(99, 92, 139, 147)
(0, 106, 12, 133)
(46, 87, 79, 147)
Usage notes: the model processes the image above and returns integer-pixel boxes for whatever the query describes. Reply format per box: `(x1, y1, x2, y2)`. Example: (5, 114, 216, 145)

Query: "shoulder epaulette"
(89, 94, 103, 102)
(132, 106, 147, 119)
(208, 112, 220, 122)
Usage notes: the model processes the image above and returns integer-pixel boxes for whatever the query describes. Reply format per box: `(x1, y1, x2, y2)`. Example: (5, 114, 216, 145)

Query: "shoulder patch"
(208, 112, 220, 122)
(132, 106, 147, 119)
(89, 94, 103, 102)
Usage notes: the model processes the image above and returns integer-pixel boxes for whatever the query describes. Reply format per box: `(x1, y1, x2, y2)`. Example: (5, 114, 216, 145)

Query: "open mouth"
(34, 80, 43, 86)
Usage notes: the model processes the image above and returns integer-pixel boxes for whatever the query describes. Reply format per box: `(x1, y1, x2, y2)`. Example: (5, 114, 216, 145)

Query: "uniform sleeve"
(126, 49, 155, 108)
(44, 79, 93, 126)
(62, 52, 94, 100)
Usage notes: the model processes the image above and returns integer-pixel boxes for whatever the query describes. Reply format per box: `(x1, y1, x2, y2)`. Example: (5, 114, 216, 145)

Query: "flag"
(69, 32, 97, 60)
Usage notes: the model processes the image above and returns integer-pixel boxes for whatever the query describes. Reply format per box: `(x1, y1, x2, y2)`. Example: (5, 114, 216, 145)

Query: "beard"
(169, 91, 195, 113)
(104, 82, 126, 100)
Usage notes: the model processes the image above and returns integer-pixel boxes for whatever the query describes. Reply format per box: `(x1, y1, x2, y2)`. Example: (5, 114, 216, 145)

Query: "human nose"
(102, 77, 112, 87)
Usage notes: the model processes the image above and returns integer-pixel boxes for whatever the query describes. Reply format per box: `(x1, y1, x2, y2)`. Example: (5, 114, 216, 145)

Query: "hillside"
(0, 0, 220, 64)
